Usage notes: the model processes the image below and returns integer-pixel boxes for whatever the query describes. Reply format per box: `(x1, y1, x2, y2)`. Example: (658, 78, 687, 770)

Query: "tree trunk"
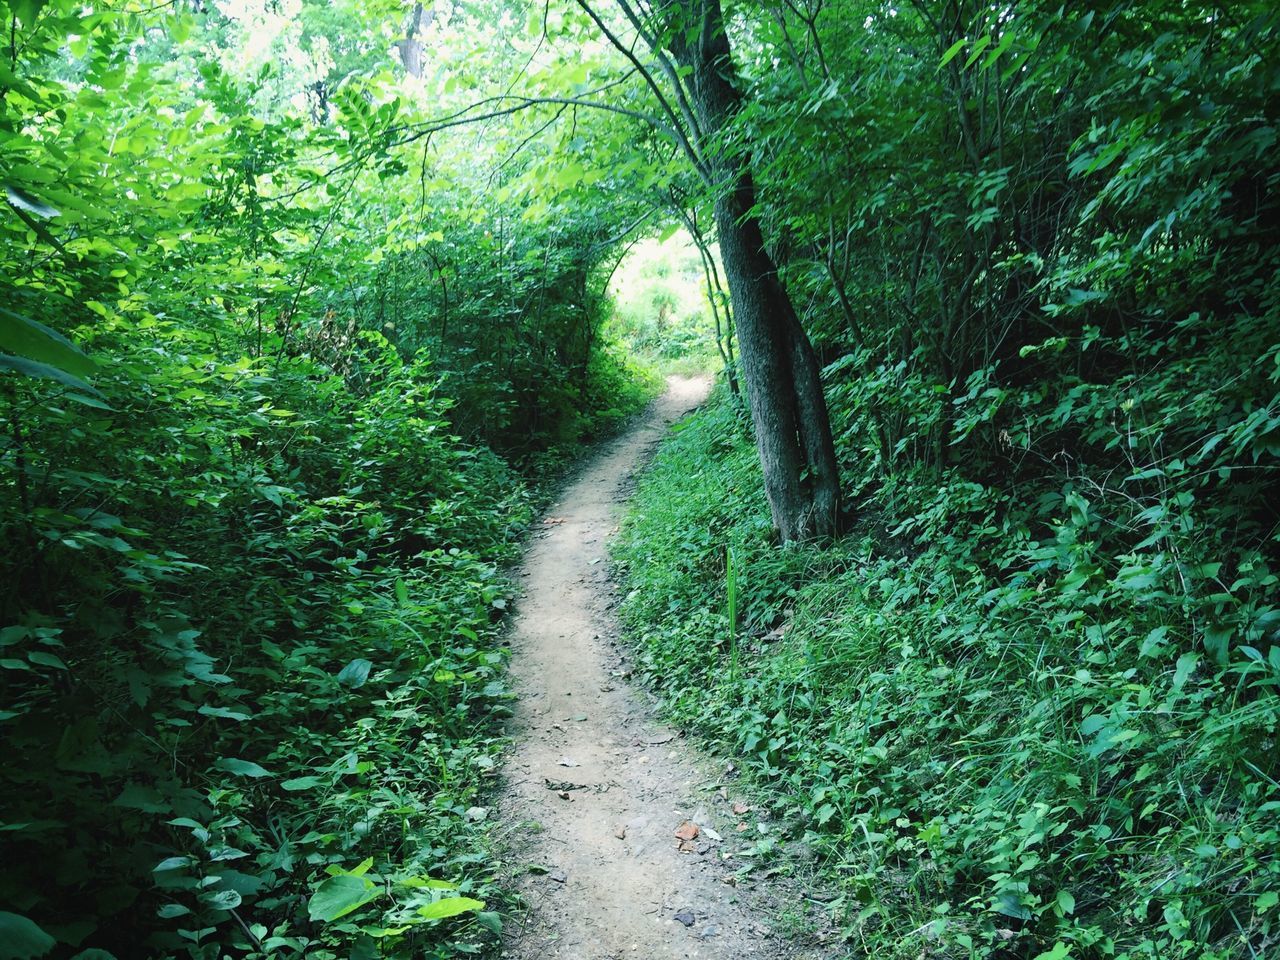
(672, 0, 841, 541)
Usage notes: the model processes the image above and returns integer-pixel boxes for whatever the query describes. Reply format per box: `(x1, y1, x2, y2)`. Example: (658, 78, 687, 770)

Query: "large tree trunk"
(672, 0, 841, 541)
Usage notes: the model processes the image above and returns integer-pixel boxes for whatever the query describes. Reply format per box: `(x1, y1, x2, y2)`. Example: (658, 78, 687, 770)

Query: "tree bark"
(669, 0, 840, 541)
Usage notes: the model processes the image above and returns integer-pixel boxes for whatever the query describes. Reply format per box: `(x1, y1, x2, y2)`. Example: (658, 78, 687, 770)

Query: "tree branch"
(612, 0, 705, 143)
(573, 0, 711, 182)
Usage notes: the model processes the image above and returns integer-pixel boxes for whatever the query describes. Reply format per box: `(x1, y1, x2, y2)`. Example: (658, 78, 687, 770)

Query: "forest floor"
(495, 376, 830, 960)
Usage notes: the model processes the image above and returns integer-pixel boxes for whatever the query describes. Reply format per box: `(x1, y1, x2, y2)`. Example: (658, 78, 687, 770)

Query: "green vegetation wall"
(614, 2, 1280, 958)
(0, 0, 654, 956)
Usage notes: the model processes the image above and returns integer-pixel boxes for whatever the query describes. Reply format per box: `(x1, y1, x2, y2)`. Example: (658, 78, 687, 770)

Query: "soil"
(496, 375, 832, 960)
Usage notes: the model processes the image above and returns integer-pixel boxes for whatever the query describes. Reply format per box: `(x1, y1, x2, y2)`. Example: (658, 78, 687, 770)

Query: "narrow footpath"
(497, 376, 825, 960)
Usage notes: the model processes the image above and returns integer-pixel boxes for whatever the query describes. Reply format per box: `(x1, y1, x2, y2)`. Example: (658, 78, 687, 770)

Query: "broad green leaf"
(213, 757, 271, 778)
(0, 309, 96, 377)
(1079, 714, 1108, 736)
(417, 896, 485, 920)
(336, 658, 373, 688)
(939, 38, 967, 67)
(280, 775, 327, 791)
(307, 874, 380, 922)
(197, 705, 251, 721)
(0, 911, 55, 959)
(199, 888, 242, 911)
(153, 857, 195, 872)
(963, 35, 992, 69)
(0, 354, 98, 396)
(4, 185, 59, 219)
(6, 0, 48, 30)
(27, 651, 67, 670)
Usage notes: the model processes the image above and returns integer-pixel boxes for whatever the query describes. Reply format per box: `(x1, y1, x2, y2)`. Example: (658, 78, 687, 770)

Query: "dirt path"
(496, 376, 824, 960)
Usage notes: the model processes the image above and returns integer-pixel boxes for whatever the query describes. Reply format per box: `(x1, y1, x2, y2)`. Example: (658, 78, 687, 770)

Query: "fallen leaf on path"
(548, 868, 568, 883)
(736, 822, 749, 832)
(702, 825, 723, 842)
(673, 911, 696, 927)
(674, 821, 700, 842)
(541, 517, 566, 525)
(543, 777, 588, 791)
(557, 757, 580, 767)
(646, 733, 674, 745)
(732, 802, 751, 815)
(614, 824, 627, 839)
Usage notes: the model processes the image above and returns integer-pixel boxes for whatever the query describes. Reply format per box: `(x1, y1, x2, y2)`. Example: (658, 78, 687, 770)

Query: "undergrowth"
(614, 384, 1280, 960)
(1, 327, 651, 959)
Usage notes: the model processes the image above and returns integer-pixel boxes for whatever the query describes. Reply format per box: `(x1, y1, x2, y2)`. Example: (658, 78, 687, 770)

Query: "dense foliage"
(0, 0, 653, 956)
(5, 0, 1279, 956)
(615, 2, 1280, 959)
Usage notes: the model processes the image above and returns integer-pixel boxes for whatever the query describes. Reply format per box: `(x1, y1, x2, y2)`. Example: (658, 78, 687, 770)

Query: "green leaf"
(0, 911, 55, 959)
(337, 658, 373, 688)
(0, 309, 96, 378)
(939, 38, 967, 67)
(0, 354, 99, 396)
(27, 651, 67, 670)
(213, 757, 271, 778)
(417, 896, 485, 920)
(1172, 653, 1199, 692)
(1031, 944, 1071, 960)
(197, 705, 251, 721)
(280, 775, 328, 791)
(307, 874, 381, 922)
(6, 0, 48, 31)
(4, 185, 59, 220)
(1258, 890, 1278, 913)
(1056, 890, 1075, 915)
(1079, 714, 1108, 736)
(963, 35, 992, 69)
(199, 888, 242, 911)
(153, 856, 195, 872)
(993, 891, 1031, 920)
(476, 911, 502, 934)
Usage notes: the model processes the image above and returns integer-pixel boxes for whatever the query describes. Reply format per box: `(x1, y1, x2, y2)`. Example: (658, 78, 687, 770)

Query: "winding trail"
(497, 376, 821, 960)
